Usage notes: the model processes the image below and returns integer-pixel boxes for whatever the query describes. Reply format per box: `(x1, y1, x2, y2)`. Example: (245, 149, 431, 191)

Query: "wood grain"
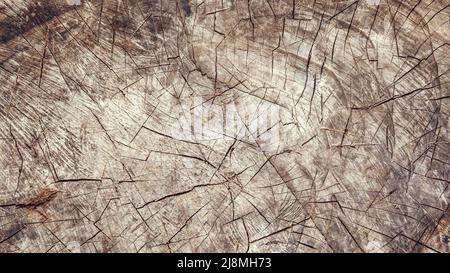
(0, 0, 449, 253)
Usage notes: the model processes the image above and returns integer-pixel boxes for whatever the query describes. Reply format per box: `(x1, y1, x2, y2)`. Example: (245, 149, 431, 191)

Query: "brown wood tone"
(0, 0, 448, 253)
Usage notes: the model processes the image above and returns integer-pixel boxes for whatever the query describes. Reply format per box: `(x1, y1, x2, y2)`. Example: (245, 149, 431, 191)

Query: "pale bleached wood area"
(0, 0, 449, 252)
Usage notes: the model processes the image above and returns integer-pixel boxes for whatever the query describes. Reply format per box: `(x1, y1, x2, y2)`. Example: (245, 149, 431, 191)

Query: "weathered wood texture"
(0, 0, 449, 252)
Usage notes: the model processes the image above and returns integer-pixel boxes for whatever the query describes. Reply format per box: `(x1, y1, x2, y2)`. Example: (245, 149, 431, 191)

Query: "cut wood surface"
(0, 0, 449, 252)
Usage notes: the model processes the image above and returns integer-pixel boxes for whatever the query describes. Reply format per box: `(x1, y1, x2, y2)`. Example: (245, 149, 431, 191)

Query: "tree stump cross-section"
(0, 0, 449, 253)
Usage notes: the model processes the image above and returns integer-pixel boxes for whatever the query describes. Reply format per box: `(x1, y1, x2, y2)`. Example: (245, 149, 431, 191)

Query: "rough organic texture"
(0, 0, 449, 253)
